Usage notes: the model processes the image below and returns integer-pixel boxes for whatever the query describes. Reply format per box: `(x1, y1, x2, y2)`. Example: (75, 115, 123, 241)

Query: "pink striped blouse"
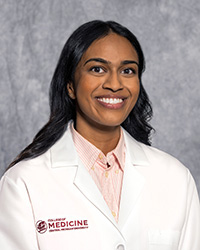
(71, 125, 126, 222)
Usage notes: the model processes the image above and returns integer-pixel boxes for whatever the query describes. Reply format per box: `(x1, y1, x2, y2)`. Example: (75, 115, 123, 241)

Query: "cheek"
(74, 82, 93, 110)
(75, 84, 90, 101)
(74, 74, 100, 101)
(136, 84, 140, 101)
(126, 83, 140, 112)
(130, 80, 140, 100)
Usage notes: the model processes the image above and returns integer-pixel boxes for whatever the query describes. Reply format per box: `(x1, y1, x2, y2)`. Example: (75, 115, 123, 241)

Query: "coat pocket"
(148, 229, 180, 250)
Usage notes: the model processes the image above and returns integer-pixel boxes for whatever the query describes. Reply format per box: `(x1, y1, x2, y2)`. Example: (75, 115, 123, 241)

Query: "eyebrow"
(84, 58, 139, 67)
(122, 60, 139, 67)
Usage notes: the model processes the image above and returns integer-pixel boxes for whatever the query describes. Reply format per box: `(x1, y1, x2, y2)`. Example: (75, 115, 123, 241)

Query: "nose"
(102, 72, 123, 92)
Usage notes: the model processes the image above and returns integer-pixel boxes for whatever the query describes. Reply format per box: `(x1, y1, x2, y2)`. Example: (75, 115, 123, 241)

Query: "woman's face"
(67, 33, 140, 131)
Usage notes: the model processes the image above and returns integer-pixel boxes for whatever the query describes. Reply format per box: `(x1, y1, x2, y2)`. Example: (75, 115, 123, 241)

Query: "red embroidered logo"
(36, 220, 48, 234)
(36, 218, 89, 233)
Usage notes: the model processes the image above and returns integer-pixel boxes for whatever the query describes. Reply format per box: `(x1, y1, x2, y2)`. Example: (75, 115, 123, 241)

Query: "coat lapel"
(50, 124, 149, 233)
(50, 124, 120, 230)
(118, 160, 145, 229)
(118, 130, 149, 229)
(73, 159, 119, 228)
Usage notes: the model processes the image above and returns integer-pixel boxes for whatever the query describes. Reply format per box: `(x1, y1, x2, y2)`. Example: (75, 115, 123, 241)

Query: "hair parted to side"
(9, 20, 154, 168)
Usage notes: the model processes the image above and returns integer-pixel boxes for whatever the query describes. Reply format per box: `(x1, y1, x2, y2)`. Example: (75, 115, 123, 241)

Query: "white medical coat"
(0, 126, 199, 250)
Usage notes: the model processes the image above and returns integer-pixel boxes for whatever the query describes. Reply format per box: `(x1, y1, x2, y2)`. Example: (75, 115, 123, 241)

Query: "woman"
(0, 20, 199, 250)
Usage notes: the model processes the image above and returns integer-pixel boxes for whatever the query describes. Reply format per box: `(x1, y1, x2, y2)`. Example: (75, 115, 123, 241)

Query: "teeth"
(97, 98, 123, 104)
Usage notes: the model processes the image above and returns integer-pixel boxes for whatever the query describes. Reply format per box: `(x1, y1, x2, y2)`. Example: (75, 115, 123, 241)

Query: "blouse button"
(112, 211, 116, 217)
(98, 153, 103, 159)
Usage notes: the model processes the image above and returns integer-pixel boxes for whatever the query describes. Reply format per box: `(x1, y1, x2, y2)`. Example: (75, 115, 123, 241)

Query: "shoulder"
(126, 134, 197, 195)
(141, 142, 184, 168)
(1, 125, 76, 185)
(138, 142, 193, 184)
(2, 150, 51, 185)
(123, 129, 190, 180)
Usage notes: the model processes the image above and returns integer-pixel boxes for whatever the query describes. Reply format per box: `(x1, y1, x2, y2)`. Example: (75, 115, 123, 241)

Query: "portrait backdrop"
(0, 0, 200, 194)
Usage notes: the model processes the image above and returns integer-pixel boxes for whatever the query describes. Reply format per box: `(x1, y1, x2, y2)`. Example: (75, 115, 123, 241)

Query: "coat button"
(116, 244, 125, 250)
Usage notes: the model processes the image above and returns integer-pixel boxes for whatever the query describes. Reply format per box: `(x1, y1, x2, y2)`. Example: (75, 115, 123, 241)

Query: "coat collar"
(50, 122, 150, 168)
(50, 123, 78, 168)
(123, 129, 150, 166)
(49, 122, 149, 231)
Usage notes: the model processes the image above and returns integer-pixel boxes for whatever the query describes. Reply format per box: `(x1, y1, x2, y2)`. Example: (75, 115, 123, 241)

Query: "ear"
(67, 82, 76, 99)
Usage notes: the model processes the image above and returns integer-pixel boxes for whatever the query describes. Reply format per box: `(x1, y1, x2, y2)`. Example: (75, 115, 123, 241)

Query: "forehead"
(80, 33, 139, 63)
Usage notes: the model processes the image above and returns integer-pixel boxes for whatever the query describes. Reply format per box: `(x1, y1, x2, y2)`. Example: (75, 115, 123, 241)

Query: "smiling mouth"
(96, 96, 126, 109)
(97, 97, 123, 104)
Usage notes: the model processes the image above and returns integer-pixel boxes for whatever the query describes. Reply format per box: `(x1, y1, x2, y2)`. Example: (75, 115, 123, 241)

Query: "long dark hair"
(9, 20, 154, 168)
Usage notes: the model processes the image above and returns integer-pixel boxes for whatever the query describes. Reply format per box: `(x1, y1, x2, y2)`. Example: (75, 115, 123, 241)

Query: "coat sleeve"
(0, 175, 39, 250)
(178, 170, 200, 250)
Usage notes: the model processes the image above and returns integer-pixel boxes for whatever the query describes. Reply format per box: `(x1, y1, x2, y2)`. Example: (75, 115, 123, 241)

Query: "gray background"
(0, 0, 200, 195)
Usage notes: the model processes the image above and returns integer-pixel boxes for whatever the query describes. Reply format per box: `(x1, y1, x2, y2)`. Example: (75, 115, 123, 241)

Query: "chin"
(97, 120, 124, 128)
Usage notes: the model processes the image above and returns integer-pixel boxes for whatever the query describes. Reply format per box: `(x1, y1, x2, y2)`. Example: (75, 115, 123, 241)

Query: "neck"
(75, 121, 121, 155)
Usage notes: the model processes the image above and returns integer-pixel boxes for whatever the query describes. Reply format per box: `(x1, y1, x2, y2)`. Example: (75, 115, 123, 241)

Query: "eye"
(121, 68, 136, 75)
(90, 66, 105, 74)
